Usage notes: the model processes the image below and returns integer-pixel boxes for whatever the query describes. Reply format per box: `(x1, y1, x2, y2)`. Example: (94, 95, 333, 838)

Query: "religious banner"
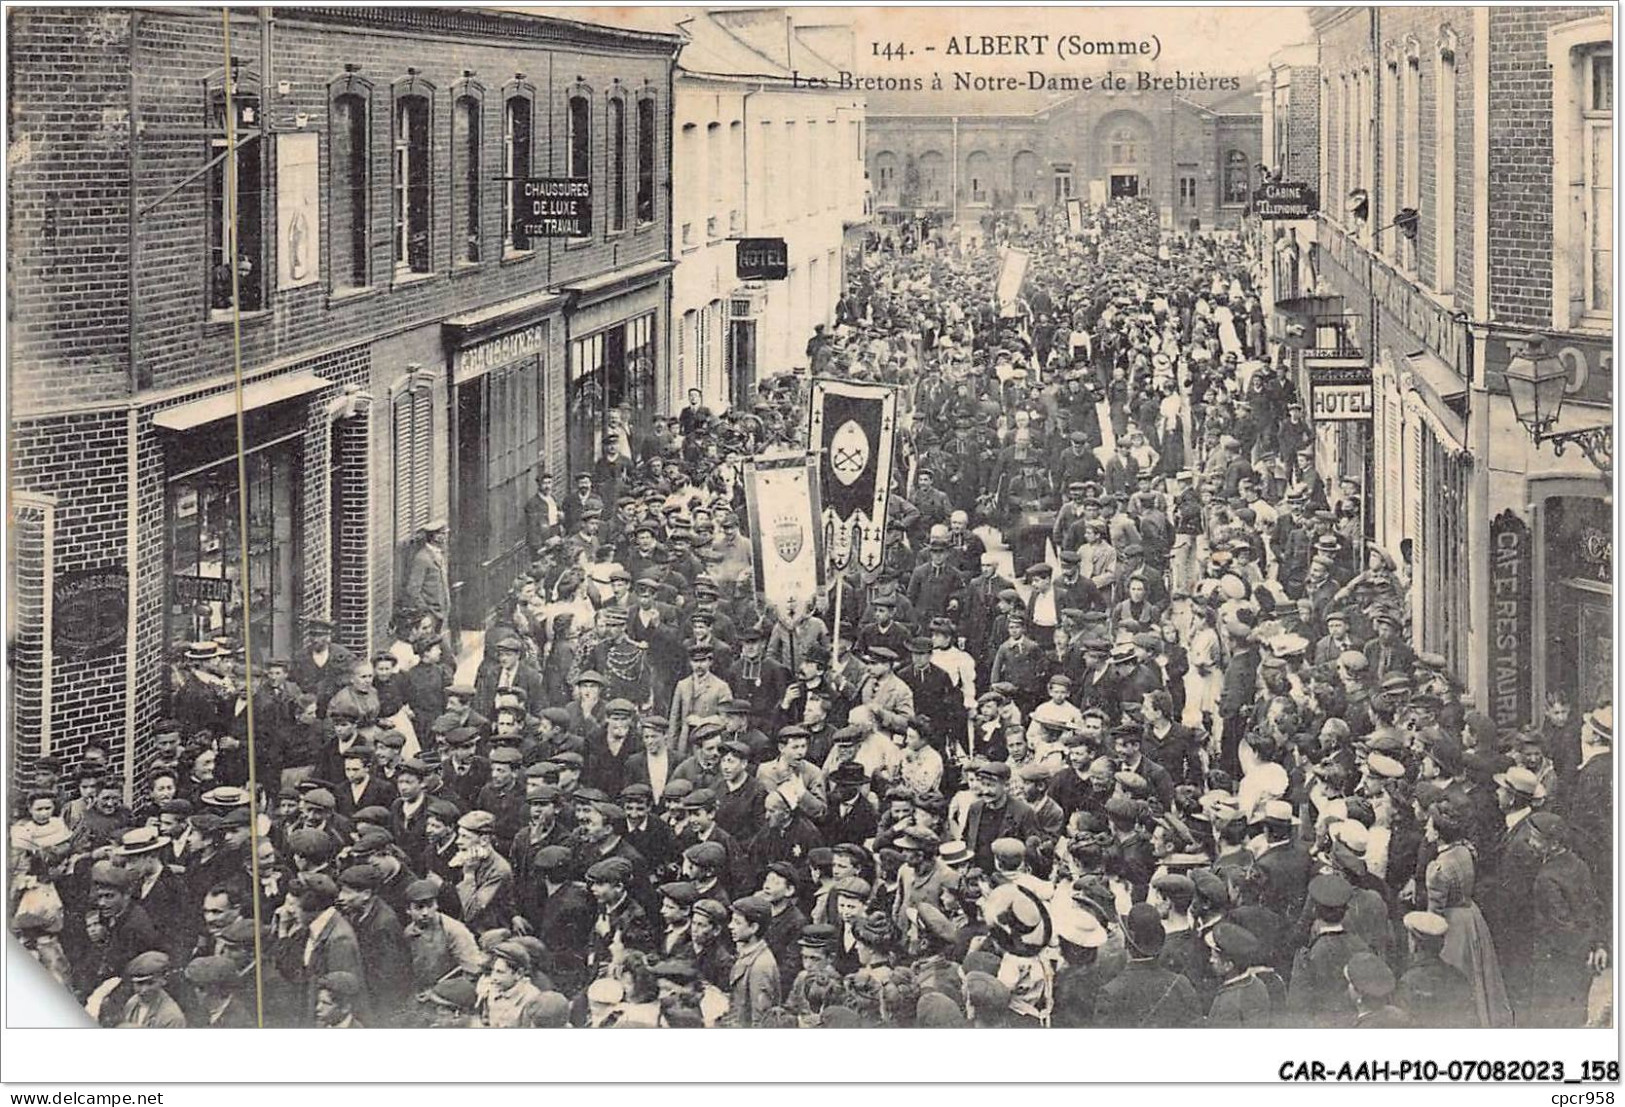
(808, 378, 897, 571)
(743, 451, 824, 615)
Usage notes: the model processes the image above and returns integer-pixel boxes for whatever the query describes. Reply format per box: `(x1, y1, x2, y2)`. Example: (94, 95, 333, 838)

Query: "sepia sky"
(533, 5, 1316, 75)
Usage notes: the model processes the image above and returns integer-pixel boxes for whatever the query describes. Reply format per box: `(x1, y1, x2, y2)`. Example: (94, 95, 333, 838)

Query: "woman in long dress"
(1425, 802, 1515, 1027)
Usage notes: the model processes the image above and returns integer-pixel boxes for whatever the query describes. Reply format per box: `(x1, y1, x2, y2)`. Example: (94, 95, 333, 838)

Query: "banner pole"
(831, 562, 845, 668)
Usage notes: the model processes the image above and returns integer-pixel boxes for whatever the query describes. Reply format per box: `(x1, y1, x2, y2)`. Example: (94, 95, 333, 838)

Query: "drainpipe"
(1467, 4, 1493, 714)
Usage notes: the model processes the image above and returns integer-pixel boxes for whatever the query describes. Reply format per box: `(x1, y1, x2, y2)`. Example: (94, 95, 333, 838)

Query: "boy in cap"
(726, 895, 781, 1027)
(1285, 873, 1371, 1028)
(1204, 922, 1270, 1027)
(1346, 952, 1410, 1026)
(117, 951, 187, 1028)
(1395, 911, 1474, 1027)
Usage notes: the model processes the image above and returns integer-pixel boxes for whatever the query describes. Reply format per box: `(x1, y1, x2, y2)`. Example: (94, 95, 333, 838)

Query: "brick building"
(668, 8, 869, 410)
(866, 83, 1263, 230)
(8, 7, 681, 789)
(1306, 6, 1611, 725)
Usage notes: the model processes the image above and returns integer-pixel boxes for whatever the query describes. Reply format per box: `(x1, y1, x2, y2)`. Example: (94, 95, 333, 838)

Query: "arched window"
(329, 73, 372, 289)
(872, 150, 899, 205)
(206, 63, 266, 312)
(503, 85, 533, 252)
(1110, 127, 1139, 164)
(1012, 150, 1040, 205)
(451, 79, 483, 265)
(1224, 149, 1250, 205)
(391, 75, 435, 275)
(965, 150, 991, 205)
(568, 90, 591, 178)
(918, 151, 946, 206)
(608, 91, 627, 232)
(636, 92, 656, 225)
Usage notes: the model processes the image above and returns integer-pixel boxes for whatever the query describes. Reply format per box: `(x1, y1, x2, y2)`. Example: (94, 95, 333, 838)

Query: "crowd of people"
(9, 197, 1613, 1030)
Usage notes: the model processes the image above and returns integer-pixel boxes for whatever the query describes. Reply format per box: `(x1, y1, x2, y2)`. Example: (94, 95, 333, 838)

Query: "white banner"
(276, 133, 320, 290)
(744, 452, 824, 615)
(995, 247, 1030, 310)
(1065, 197, 1084, 235)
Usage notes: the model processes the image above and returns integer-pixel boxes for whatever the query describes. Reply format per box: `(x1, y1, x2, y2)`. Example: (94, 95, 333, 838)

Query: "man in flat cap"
(952, 761, 1045, 873)
(453, 810, 515, 934)
(726, 895, 781, 1027)
(116, 951, 187, 1028)
(1286, 874, 1371, 1028)
(1395, 911, 1473, 1028)
(271, 872, 365, 1027)
(1095, 902, 1201, 1028)
(669, 644, 735, 760)
(1204, 922, 1270, 1027)
(335, 863, 412, 1024)
(1346, 952, 1409, 1027)
(585, 856, 656, 974)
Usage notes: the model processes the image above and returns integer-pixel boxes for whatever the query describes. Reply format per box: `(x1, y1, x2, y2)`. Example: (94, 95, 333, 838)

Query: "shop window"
(207, 67, 266, 314)
(452, 89, 482, 265)
(329, 83, 371, 290)
(608, 94, 627, 232)
(393, 90, 432, 275)
(168, 441, 302, 664)
(503, 92, 533, 253)
(636, 94, 656, 226)
(1544, 495, 1613, 713)
(570, 313, 657, 458)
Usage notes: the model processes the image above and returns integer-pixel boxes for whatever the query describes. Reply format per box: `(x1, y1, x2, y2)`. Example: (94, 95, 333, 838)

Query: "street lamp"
(1503, 333, 1613, 471)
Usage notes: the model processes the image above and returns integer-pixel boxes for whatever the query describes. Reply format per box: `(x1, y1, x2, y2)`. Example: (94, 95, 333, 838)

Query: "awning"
(444, 288, 569, 346)
(1403, 347, 1467, 406)
(561, 258, 676, 307)
(153, 371, 331, 431)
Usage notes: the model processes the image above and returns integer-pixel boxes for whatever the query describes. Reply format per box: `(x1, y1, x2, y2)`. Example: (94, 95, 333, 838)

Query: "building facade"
(866, 84, 1263, 229)
(8, 7, 680, 788)
(668, 9, 868, 410)
(1306, 5, 1612, 726)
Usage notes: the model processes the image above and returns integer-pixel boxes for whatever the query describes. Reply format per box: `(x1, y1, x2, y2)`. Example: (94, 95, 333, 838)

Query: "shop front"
(562, 260, 672, 472)
(1541, 495, 1613, 714)
(444, 293, 565, 633)
(157, 374, 329, 662)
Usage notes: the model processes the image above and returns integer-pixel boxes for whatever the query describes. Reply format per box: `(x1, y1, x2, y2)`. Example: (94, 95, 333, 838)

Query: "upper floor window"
(1224, 149, 1250, 205)
(568, 92, 591, 179)
(608, 94, 627, 233)
(1582, 49, 1612, 317)
(207, 67, 266, 313)
(1550, 19, 1613, 328)
(393, 90, 432, 275)
(452, 89, 482, 265)
(504, 93, 533, 253)
(636, 95, 656, 225)
(1110, 127, 1138, 165)
(329, 81, 370, 290)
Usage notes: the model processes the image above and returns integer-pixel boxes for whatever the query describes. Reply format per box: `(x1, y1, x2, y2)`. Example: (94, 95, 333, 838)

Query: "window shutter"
(411, 388, 432, 533)
(393, 392, 415, 547)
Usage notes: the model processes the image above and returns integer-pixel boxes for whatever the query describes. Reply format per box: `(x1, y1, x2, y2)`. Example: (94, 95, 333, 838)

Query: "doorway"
(729, 319, 756, 409)
(455, 357, 542, 629)
(1110, 173, 1140, 199)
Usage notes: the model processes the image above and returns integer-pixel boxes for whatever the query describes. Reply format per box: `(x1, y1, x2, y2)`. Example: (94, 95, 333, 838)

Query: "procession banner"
(995, 247, 1030, 310)
(808, 377, 897, 571)
(744, 451, 825, 615)
(1065, 197, 1084, 235)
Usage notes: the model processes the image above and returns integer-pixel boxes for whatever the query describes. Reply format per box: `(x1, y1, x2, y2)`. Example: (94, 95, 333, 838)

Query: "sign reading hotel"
(1252, 181, 1318, 220)
(736, 238, 789, 281)
(1306, 357, 1372, 422)
(516, 178, 592, 238)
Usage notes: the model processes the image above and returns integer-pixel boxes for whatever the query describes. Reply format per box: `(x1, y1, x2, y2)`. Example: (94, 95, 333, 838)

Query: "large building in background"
(1306, 5, 1612, 726)
(8, 6, 680, 788)
(667, 8, 869, 410)
(866, 84, 1262, 229)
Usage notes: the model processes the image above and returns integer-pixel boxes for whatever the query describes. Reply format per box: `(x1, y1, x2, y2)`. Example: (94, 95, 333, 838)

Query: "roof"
(869, 82, 1258, 121)
(291, 7, 683, 52)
